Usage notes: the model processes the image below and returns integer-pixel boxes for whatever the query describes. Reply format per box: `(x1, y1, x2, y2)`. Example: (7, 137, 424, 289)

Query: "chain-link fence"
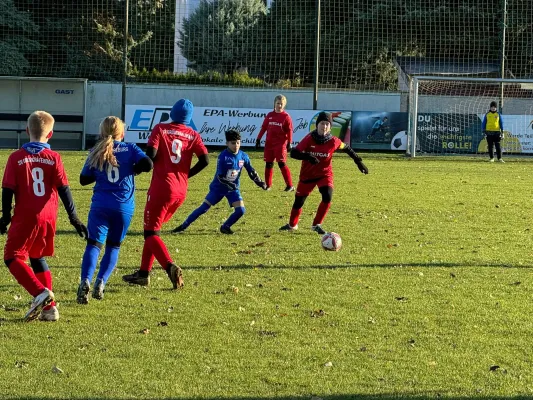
(2, 0, 532, 91)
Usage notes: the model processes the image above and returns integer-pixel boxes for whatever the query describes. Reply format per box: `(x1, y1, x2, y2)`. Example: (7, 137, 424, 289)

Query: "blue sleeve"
(130, 143, 147, 163)
(216, 152, 227, 177)
(481, 114, 487, 131)
(498, 113, 504, 130)
(81, 158, 94, 177)
(243, 153, 253, 173)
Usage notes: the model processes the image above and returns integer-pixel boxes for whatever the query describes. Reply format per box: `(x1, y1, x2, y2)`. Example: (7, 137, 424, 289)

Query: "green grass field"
(1, 150, 533, 399)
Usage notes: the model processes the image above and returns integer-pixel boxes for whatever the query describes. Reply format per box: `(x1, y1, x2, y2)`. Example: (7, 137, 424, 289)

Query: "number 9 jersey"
(2, 145, 68, 222)
(147, 122, 208, 199)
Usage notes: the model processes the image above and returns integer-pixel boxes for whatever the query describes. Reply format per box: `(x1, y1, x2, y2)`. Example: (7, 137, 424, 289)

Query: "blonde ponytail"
(87, 116, 124, 171)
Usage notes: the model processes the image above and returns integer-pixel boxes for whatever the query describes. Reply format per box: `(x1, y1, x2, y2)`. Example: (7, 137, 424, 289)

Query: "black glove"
(307, 154, 320, 165)
(255, 139, 261, 149)
(355, 160, 369, 174)
(70, 217, 88, 239)
(0, 215, 11, 235)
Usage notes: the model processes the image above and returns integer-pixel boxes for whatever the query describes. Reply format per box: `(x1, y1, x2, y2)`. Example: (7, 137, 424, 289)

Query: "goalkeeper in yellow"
(482, 101, 504, 162)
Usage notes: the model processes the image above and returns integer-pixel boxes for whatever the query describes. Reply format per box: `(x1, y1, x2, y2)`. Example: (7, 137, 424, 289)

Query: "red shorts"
(263, 144, 287, 163)
(296, 177, 334, 197)
(144, 194, 185, 231)
(4, 218, 55, 260)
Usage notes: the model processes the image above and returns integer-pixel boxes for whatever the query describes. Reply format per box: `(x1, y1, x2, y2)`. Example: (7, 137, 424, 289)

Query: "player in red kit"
(280, 112, 369, 234)
(255, 94, 294, 191)
(0, 111, 87, 321)
(122, 99, 209, 289)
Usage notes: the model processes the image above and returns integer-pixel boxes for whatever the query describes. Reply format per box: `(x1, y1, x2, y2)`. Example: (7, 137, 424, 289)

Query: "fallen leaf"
(232, 286, 239, 294)
(395, 297, 408, 301)
(324, 361, 333, 367)
(52, 365, 64, 374)
(140, 328, 150, 334)
(158, 321, 168, 327)
(490, 365, 500, 371)
(311, 309, 326, 318)
(13, 295, 21, 300)
(238, 306, 245, 312)
(15, 360, 28, 368)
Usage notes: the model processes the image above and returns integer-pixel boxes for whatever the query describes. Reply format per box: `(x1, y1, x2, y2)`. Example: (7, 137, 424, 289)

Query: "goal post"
(408, 76, 533, 157)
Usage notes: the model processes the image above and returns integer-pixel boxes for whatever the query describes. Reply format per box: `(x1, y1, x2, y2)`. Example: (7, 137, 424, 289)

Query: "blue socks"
(223, 206, 246, 229)
(80, 244, 101, 283)
(183, 202, 211, 228)
(97, 246, 120, 284)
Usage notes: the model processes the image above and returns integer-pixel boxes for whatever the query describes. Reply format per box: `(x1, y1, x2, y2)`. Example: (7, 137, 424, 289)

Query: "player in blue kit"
(172, 129, 268, 235)
(77, 116, 153, 304)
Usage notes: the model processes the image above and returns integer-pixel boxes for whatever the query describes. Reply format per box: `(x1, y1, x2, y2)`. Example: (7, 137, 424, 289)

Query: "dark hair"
(225, 129, 241, 141)
(490, 101, 497, 108)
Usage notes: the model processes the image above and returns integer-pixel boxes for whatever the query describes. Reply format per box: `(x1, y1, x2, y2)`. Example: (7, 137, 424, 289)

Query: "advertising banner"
(125, 105, 352, 146)
(350, 112, 408, 151)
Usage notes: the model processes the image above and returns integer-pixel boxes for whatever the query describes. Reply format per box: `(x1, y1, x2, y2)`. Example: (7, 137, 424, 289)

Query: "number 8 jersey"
(147, 122, 208, 199)
(2, 143, 68, 222)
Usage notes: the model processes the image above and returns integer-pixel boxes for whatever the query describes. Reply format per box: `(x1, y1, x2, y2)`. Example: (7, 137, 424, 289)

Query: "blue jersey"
(372, 119, 385, 129)
(81, 141, 147, 214)
(210, 149, 252, 192)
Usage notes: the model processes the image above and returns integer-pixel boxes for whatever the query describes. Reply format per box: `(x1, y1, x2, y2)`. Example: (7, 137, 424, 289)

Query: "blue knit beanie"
(170, 99, 194, 124)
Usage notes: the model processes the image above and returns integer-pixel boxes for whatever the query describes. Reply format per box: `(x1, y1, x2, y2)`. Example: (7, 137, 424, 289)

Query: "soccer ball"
(321, 232, 342, 251)
(391, 130, 408, 150)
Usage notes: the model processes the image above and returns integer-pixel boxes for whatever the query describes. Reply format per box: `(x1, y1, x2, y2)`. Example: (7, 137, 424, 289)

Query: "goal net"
(408, 77, 533, 157)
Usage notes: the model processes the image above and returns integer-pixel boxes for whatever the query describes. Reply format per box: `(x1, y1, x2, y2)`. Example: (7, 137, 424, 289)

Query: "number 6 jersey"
(147, 122, 208, 199)
(2, 142, 68, 222)
(80, 141, 147, 214)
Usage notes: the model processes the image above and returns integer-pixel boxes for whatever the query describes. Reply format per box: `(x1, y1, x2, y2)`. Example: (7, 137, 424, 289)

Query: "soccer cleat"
(284, 186, 295, 192)
(92, 278, 105, 300)
(24, 288, 54, 322)
(498, 159, 505, 163)
(167, 263, 184, 290)
(77, 279, 90, 305)
(265, 186, 272, 191)
(39, 306, 59, 322)
(122, 270, 150, 286)
(311, 224, 326, 235)
(172, 224, 187, 234)
(279, 224, 298, 231)
(488, 158, 495, 162)
(220, 225, 234, 235)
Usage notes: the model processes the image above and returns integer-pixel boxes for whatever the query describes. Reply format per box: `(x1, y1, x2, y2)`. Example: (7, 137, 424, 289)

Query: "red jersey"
(257, 111, 293, 147)
(147, 122, 208, 199)
(295, 133, 344, 182)
(2, 146, 68, 222)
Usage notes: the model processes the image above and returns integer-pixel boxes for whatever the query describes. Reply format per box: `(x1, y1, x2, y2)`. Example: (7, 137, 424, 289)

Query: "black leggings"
(486, 134, 502, 160)
(293, 186, 333, 209)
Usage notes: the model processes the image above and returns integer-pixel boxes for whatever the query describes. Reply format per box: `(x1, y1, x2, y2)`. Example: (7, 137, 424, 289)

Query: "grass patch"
(1, 150, 533, 399)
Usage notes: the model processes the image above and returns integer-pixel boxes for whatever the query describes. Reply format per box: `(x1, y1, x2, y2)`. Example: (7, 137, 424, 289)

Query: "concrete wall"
(86, 82, 402, 135)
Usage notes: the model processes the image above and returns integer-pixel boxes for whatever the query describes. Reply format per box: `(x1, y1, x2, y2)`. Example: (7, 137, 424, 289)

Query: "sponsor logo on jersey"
(309, 152, 330, 158)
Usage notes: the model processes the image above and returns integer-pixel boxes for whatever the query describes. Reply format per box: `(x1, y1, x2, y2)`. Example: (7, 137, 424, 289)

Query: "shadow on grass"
(47, 261, 533, 271)
(4, 394, 533, 400)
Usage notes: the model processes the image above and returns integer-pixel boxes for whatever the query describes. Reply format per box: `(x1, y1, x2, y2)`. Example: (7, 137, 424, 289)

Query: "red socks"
(289, 208, 303, 227)
(143, 236, 173, 271)
(7, 259, 45, 297)
(313, 201, 331, 226)
(280, 165, 293, 187)
(265, 166, 274, 188)
(35, 270, 55, 307)
(140, 242, 155, 272)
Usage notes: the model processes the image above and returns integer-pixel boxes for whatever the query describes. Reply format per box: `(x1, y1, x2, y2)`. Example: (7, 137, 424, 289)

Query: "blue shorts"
(87, 208, 133, 245)
(205, 188, 243, 207)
